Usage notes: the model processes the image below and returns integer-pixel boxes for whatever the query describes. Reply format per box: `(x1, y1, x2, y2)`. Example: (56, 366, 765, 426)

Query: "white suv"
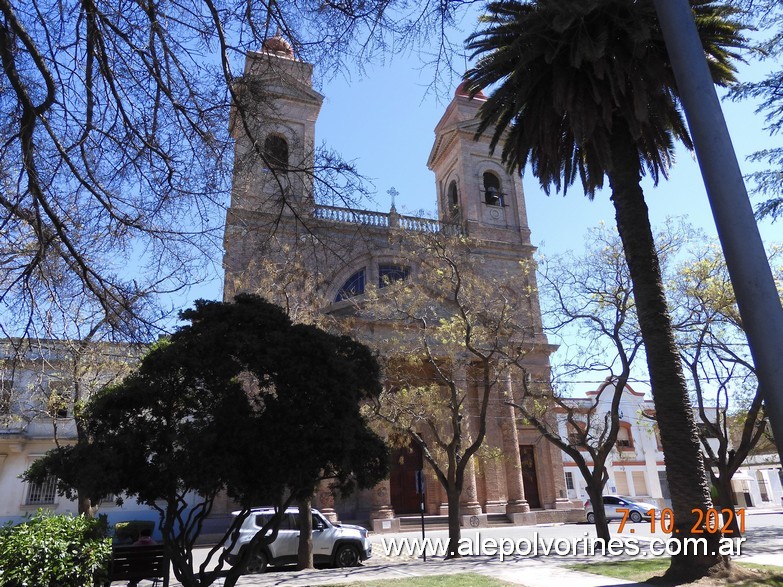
(224, 507, 372, 573)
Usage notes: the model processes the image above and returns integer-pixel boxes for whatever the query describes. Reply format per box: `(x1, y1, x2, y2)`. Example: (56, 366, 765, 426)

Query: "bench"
(105, 544, 170, 586)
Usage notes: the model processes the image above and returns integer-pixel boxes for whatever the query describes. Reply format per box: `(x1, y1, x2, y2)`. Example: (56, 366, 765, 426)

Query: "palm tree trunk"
(608, 126, 727, 578)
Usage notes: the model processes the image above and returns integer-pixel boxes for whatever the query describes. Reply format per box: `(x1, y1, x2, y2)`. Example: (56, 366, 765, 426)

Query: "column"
(481, 380, 509, 514)
(315, 479, 338, 522)
(459, 456, 483, 515)
(369, 479, 399, 532)
(459, 367, 486, 527)
(502, 376, 540, 525)
(501, 377, 530, 515)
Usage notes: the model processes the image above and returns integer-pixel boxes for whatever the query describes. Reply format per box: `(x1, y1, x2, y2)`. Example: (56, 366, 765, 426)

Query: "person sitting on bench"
(128, 528, 156, 586)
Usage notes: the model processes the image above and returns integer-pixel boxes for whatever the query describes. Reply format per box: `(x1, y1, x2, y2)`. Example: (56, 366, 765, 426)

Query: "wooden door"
(390, 444, 423, 514)
(519, 445, 541, 509)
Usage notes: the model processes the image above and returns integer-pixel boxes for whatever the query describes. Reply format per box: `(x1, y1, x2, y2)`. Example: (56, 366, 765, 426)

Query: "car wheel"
(245, 550, 268, 574)
(586, 512, 595, 524)
(335, 544, 361, 568)
(630, 510, 642, 523)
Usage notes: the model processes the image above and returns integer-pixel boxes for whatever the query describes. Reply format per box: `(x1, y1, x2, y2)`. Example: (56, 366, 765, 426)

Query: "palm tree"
(464, 0, 744, 580)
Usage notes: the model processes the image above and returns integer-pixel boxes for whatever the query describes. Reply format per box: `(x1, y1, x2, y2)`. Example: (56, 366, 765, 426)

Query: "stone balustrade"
(313, 204, 463, 235)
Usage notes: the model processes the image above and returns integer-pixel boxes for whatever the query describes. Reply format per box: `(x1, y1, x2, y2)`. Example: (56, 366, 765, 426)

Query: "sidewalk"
(161, 548, 783, 587)
(167, 554, 650, 587)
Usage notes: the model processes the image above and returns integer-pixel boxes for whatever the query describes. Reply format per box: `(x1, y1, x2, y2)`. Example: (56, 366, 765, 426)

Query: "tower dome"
(455, 80, 486, 100)
(262, 35, 294, 57)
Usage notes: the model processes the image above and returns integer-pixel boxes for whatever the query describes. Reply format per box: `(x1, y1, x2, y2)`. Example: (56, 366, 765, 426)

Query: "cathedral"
(222, 37, 581, 529)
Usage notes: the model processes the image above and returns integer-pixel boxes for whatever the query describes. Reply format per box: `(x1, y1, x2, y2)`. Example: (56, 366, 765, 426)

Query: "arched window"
(616, 425, 634, 450)
(447, 181, 459, 211)
(264, 134, 289, 171)
(378, 264, 410, 288)
(335, 268, 366, 302)
(483, 172, 503, 206)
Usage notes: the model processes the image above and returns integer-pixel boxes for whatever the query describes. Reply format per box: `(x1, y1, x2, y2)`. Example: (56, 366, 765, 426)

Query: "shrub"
(0, 510, 111, 587)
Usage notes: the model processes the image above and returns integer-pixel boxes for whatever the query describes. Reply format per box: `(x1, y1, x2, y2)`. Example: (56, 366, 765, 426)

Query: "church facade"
(222, 38, 581, 529)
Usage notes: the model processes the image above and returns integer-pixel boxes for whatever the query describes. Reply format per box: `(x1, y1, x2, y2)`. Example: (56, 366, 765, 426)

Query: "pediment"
(428, 115, 490, 168)
(239, 61, 324, 107)
(269, 71, 324, 105)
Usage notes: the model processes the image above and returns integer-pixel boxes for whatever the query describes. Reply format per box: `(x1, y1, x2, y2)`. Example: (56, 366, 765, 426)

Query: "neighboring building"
(733, 453, 783, 509)
(0, 338, 160, 528)
(558, 382, 669, 506)
(559, 380, 783, 510)
(222, 37, 582, 529)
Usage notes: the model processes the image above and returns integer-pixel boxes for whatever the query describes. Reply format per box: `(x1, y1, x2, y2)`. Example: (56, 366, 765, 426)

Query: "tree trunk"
(445, 487, 462, 559)
(75, 420, 96, 518)
(77, 490, 96, 517)
(297, 496, 314, 570)
(714, 472, 742, 537)
(585, 484, 611, 542)
(608, 126, 727, 579)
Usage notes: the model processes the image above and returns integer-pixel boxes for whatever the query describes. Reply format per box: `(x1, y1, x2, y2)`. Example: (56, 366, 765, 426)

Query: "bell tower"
(427, 83, 531, 245)
(229, 36, 324, 216)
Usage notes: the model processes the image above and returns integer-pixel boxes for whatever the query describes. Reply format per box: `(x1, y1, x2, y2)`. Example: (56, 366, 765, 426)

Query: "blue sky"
(311, 46, 780, 258)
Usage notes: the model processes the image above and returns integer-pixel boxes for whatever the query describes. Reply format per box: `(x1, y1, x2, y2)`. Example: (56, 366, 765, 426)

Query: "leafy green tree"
(464, 0, 745, 579)
(670, 242, 782, 534)
(26, 295, 388, 587)
(364, 232, 542, 559)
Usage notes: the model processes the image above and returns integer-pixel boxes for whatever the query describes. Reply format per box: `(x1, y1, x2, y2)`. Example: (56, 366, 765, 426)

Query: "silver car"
(584, 495, 659, 523)
(224, 507, 371, 573)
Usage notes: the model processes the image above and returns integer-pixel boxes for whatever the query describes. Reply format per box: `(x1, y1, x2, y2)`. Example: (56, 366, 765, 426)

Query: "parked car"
(224, 507, 371, 573)
(584, 495, 659, 524)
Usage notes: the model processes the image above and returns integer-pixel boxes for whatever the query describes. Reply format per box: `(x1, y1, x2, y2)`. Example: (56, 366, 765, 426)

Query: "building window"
(632, 471, 648, 495)
(101, 493, 118, 505)
(616, 425, 633, 450)
(47, 382, 70, 418)
(757, 471, 770, 501)
(335, 269, 366, 302)
(482, 172, 503, 206)
(264, 134, 289, 171)
(26, 475, 58, 505)
(378, 264, 410, 288)
(565, 471, 575, 491)
(447, 181, 459, 216)
(614, 472, 630, 495)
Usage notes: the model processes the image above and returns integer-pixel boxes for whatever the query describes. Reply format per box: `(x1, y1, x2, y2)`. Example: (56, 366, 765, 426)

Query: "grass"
(330, 573, 516, 587)
(570, 558, 668, 582)
(569, 559, 783, 586)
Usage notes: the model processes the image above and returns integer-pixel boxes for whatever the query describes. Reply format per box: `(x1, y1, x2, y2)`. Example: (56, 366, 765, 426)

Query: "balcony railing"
(313, 205, 463, 235)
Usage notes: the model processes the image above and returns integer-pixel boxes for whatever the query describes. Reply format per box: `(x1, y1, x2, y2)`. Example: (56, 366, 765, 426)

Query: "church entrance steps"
(397, 512, 516, 531)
